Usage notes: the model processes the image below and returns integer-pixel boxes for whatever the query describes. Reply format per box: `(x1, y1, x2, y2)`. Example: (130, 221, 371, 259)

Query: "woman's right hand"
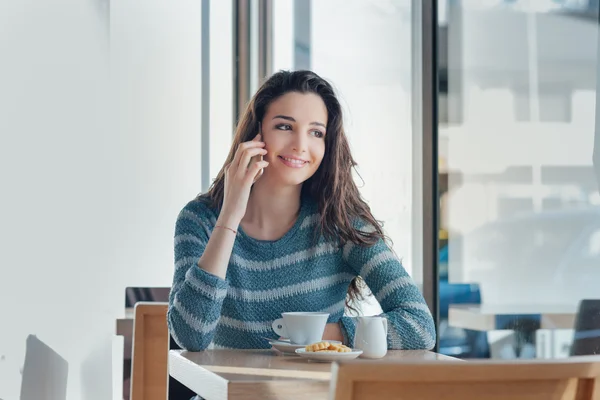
(220, 134, 269, 226)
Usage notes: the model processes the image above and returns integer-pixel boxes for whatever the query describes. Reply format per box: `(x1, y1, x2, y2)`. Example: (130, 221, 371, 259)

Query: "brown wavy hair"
(203, 70, 387, 312)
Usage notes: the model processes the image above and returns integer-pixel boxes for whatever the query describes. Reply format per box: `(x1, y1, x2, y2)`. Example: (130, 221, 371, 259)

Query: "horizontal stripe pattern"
(300, 213, 320, 230)
(178, 209, 213, 230)
(208, 342, 237, 350)
(231, 242, 339, 271)
(342, 223, 376, 260)
(184, 267, 228, 300)
(168, 197, 436, 351)
(168, 319, 186, 348)
(387, 322, 404, 348)
(403, 312, 436, 349)
(172, 297, 219, 334)
(174, 233, 204, 247)
(318, 298, 346, 315)
(397, 301, 434, 317)
(375, 276, 413, 303)
(175, 256, 199, 271)
(227, 272, 355, 302)
(218, 316, 273, 333)
(359, 250, 397, 279)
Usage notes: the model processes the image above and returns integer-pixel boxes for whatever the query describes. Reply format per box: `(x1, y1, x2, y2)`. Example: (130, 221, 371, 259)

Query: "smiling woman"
(167, 70, 436, 352)
(259, 92, 327, 186)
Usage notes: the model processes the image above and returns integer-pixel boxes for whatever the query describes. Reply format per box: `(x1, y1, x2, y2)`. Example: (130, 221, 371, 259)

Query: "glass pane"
(439, 0, 600, 359)
(272, 0, 421, 316)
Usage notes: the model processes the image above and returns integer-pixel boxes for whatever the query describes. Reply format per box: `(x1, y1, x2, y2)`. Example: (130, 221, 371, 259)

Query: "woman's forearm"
(197, 215, 239, 279)
(323, 322, 345, 343)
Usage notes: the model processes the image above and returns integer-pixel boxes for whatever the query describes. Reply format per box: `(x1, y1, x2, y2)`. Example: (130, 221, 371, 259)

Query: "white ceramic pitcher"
(355, 316, 388, 359)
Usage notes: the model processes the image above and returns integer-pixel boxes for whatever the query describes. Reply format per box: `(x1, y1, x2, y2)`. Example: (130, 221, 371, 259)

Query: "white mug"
(271, 312, 329, 345)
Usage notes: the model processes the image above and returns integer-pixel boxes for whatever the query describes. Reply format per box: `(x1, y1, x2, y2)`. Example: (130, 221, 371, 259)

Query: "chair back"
(130, 302, 169, 400)
(330, 357, 600, 400)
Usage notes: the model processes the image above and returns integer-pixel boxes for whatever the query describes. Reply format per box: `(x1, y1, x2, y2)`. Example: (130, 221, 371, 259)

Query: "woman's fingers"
(231, 135, 265, 169)
(236, 147, 268, 178)
(246, 160, 269, 184)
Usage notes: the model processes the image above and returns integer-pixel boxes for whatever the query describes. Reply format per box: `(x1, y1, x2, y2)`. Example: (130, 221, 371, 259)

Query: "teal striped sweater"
(168, 196, 436, 351)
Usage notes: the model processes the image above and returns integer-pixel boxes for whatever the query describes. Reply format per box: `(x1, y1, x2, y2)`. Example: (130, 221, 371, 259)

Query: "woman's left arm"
(340, 237, 436, 350)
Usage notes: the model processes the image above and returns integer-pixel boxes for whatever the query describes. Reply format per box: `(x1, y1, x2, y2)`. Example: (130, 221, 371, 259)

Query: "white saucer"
(268, 340, 305, 354)
(294, 348, 363, 362)
(268, 339, 341, 355)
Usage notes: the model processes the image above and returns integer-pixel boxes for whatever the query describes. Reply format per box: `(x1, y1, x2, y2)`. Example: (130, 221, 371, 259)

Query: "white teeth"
(281, 157, 306, 165)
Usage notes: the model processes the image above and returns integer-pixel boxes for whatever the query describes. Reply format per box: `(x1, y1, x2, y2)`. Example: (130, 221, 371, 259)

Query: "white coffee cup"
(271, 312, 329, 345)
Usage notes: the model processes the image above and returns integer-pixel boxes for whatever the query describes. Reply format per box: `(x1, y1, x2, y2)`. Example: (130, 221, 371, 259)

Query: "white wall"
(0, 0, 204, 398)
(209, 1, 235, 180)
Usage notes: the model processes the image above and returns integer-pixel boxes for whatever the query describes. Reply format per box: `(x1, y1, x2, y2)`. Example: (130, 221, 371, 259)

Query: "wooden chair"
(330, 357, 600, 400)
(130, 302, 169, 400)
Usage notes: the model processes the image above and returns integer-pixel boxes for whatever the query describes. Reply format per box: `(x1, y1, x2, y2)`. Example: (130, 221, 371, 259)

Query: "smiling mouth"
(278, 156, 308, 168)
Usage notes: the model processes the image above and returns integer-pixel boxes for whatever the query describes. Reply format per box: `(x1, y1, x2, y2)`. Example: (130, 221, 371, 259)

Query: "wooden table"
(448, 304, 578, 331)
(448, 304, 580, 359)
(169, 349, 457, 400)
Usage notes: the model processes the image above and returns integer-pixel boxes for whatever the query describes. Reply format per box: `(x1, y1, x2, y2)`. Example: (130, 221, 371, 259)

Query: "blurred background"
(0, 0, 598, 399)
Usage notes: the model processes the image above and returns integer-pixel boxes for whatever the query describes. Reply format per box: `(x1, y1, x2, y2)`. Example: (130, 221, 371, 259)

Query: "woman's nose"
(292, 130, 308, 153)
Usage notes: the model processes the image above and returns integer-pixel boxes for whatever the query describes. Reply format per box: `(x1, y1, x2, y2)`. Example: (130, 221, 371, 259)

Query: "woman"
(168, 70, 435, 351)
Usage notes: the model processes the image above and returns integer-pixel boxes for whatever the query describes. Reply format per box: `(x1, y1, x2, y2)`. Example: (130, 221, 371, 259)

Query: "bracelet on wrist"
(214, 225, 237, 235)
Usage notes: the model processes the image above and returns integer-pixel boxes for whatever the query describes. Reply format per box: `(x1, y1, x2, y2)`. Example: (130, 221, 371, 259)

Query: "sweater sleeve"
(167, 202, 229, 351)
(339, 232, 436, 351)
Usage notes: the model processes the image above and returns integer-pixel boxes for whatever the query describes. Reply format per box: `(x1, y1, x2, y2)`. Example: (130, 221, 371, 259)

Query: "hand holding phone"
(251, 123, 266, 183)
(221, 130, 269, 224)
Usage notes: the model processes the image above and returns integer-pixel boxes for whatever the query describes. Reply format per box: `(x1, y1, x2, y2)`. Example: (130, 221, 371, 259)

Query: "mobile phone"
(251, 122, 265, 183)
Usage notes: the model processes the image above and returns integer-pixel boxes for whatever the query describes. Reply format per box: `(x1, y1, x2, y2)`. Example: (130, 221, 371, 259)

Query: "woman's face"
(260, 92, 328, 187)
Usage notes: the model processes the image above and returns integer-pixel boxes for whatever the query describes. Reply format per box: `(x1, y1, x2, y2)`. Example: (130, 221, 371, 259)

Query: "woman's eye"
(311, 130, 324, 138)
(275, 124, 292, 131)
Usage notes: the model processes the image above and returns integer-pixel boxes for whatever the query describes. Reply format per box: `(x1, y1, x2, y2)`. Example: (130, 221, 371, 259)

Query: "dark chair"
(570, 299, 600, 356)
